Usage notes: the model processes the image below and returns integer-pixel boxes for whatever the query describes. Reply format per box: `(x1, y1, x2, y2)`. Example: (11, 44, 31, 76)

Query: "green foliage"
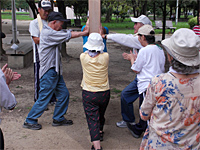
(15, 0, 29, 10)
(188, 17, 197, 29)
(1, 0, 11, 10)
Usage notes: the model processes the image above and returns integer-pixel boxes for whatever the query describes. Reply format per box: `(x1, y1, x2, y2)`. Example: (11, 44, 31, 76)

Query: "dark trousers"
(0, 128, 4, 150)
(121, 77, 139, 122)
(82, 90, 110, 142)
(133, 93, 147, 135)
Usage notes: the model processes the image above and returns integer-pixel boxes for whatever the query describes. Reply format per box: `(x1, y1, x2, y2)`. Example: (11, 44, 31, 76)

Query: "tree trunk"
(153, 1, 156, 20)
(178, 4, 181, 19)
(57, 0, 67, 58)
(132, 0, 136, 16)
(105, 7, 112, 22)
(169, 5, 172, 20)
(104, 1, 113, 23)
(142, 1, 147, 15)
(26, 0, 38, 19)
(162, 0, 167, 40)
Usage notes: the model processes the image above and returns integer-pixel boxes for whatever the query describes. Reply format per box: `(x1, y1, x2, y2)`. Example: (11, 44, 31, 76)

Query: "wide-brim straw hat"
(161, 28, 200, 66)
(83, 33, 105, 52)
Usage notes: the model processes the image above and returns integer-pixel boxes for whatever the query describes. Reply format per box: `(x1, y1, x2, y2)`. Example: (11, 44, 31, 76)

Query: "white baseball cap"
(162, 28, 200, 66)
(40, 0, 51, 10)
(83, 33, 105, 52)
(131, 15, 152, 25)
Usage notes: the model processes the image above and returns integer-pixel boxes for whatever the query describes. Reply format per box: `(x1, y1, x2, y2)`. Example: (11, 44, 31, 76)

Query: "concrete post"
(175, 0, 179, 25)
(89, 0, 101, 33)
(11, 0, 19, 44)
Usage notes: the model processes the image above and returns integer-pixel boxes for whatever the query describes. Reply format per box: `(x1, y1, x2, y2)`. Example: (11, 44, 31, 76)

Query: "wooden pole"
(89, 0, 101, 33)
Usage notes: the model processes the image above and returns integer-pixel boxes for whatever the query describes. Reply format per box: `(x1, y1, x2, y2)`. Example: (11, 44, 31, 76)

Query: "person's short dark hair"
(48, 11, 68, 22)
(144, 31, 155, 44)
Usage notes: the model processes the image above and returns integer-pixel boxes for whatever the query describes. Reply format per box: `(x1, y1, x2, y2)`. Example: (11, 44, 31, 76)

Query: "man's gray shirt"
(39, 24, 71, 78)
(0, 69, 17, 123)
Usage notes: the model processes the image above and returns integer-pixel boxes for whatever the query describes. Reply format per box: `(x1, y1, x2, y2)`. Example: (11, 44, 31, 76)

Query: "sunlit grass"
(1, 12, 33, 20)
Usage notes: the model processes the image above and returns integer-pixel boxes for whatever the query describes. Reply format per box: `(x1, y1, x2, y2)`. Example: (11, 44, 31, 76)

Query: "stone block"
(6, 42, 33, 69)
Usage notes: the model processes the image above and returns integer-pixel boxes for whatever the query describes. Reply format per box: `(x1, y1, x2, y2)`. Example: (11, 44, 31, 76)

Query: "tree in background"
(1, 0, 11, 10)
(16, 0, 29, 11)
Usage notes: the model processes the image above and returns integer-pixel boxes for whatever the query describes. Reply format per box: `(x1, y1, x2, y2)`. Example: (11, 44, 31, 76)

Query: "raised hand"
(1, 63, 21, 85)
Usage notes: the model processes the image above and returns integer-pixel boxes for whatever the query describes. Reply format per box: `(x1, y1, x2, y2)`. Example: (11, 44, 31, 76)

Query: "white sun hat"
(130, 15, 152, 25)
(83, 33, 105, 52)
(161, 28, 200, 66)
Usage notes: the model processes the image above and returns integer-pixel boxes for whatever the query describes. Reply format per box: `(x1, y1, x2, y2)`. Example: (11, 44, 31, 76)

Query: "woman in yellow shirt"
(80, 33, 110, 150)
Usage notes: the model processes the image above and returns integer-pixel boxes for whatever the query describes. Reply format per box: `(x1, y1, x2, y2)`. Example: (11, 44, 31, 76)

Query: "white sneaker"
(116, 120, 136, 128)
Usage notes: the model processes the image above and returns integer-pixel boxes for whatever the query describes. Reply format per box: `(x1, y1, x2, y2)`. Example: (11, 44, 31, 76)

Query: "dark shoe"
(91, 145, 103, 150)
(52, 119, 73, 126)
(91, 145, 95, 150)
(23, 122, 42, 130)
(100, 131, 104, 141)
(127, 123, 141, 138)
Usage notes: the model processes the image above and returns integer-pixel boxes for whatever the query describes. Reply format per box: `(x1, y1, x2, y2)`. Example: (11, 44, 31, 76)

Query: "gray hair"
(171, 59, 199, 74)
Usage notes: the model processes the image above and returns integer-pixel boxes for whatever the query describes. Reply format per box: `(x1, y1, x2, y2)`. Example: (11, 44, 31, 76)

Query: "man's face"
(54, 21, 64, 31)
(134, 22, 144, 34)
(38, 8, 51, 20)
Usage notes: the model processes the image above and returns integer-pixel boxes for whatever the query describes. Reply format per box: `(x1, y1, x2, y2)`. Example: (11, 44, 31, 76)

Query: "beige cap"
(136, 25, 155, 36)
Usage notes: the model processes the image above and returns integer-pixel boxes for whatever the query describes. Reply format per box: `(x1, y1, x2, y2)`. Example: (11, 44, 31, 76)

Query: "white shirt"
(131, 45, 165, 94)
(29, 19, 48, 63)
(107, 34, 143, 50)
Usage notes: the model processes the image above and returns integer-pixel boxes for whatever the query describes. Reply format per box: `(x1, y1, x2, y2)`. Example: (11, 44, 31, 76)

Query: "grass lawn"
(1, 12, 190, 34)
(100, 18, 190, 34)
(1, 12, 33, 20)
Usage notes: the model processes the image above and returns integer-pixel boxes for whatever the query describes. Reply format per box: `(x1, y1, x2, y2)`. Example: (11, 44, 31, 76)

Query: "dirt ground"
(0, 19, 152, 150)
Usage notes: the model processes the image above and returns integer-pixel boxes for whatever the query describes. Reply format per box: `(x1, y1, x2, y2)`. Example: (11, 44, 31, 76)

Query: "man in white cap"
(102, 15, 152, 128)
(29, 0, 57, 104)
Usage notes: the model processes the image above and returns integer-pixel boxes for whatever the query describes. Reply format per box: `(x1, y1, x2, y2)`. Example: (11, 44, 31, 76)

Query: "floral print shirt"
(140, 73, 200, 150)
